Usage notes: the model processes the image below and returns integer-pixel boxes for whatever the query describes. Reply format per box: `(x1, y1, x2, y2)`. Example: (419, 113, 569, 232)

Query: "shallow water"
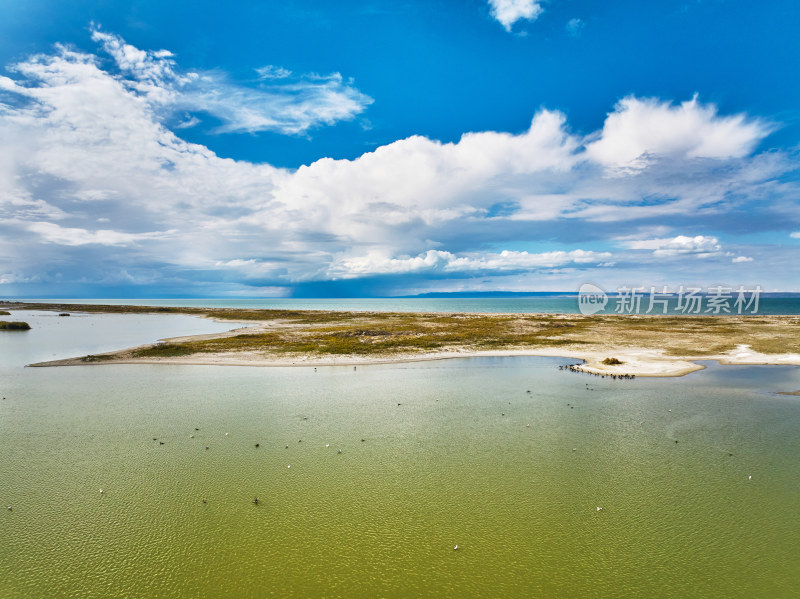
(1, 313, 799, 597)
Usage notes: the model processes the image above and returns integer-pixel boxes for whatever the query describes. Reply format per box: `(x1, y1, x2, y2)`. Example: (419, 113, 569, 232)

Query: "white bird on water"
(454, 545, 458, 550)
(99, 489, 104, 494)
(596, 506, 602, 511)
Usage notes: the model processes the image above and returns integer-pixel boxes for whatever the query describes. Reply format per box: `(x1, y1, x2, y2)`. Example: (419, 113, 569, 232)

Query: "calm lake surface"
(17, 295, 800, 314)
(1, 311, 799, 597)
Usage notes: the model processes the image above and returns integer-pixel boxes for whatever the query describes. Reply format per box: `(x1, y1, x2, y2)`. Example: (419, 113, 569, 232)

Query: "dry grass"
(129, 312, 800, 360)
(4, 301, 799, 361)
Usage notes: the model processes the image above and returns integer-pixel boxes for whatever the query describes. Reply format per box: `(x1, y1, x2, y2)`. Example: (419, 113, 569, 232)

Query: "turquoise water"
(11, 296, 800, 314)
(1, 312, 799, 597)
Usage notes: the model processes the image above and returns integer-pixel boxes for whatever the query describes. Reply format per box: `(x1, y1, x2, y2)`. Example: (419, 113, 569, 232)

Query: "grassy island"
(0, 320, 31, 330)
(4, 300, 799, 376)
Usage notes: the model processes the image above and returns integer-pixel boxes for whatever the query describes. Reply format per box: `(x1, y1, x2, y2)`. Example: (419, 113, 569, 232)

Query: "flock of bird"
(560, 363, 636, 380)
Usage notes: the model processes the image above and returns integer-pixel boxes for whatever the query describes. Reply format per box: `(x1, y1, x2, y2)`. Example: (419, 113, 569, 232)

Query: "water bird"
(202, 499, 206, 504)
(325, 444, 330, 448)
(205, 446, 209, 450)
(454, 545, 458, 550)
(153, 438, 157, 441)
(99, 489, 103, 494)
(195, 428, 199, 431)
(338, 449, 342, 454)
(361, 439, 365, 442)
(159, 441, 164, 445)
(748, 475, 752, 480)
(189, 435, 194, 438)
(253, 496, 259, 505)
(287, 465, 291, 468)
(596, 506, 602, 511)
(285, 445, 289, 449)
(255, 443, 260, 448)
(225, 432, 229, 436)
(7, 506, 11, 511)
(573, 448, 577, 452)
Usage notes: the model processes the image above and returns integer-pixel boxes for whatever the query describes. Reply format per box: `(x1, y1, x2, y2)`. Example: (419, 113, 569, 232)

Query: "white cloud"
(91, 27, 372, 135)
(0, 30, 796, 293)
(791, 232, 800, 238)
(27, 222, 176, 246)
(566, 18, 585, 36)
(622, 235, 722, 257)
(329, 249, 613, 278)
(732, 256, 753, 263)
(585, 96, 771, 172)
(256, 65, 292, 80)
(488, 0, 544, 31)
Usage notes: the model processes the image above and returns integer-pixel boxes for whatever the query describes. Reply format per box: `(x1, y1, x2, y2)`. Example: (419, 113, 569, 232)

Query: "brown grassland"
(4, 301, 799, 364)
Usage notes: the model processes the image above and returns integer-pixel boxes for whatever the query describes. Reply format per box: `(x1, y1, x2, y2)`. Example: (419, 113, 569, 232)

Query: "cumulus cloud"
(585, 96, 771, 172)
(0, 30, 796, 295)
(488, 0, 544, 31)
(732, 256, 753, 263)
(791, 232, 800, 239)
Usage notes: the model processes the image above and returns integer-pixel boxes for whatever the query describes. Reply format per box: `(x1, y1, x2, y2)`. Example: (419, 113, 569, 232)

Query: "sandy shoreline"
(29, 343, 800, 379)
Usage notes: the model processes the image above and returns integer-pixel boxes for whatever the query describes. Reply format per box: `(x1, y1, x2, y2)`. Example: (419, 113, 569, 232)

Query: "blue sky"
(1, 0, 799, 297)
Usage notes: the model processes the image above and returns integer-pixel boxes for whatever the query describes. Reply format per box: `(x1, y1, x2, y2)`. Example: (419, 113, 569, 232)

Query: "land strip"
(4, 301, 800, 377)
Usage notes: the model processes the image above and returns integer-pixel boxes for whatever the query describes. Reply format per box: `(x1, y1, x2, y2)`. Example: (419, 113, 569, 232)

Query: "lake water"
(1, 311, 799, 597)
(14, 295, 800, 314)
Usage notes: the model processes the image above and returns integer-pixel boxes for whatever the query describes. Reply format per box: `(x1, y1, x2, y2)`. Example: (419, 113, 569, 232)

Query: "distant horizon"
(6, 290, 800, 300)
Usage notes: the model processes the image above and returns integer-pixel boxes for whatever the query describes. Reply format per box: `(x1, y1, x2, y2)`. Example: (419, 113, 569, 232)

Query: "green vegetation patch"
(601, 357, 623, 365)
(0, 321, 31, 330)
(0, 310, 10, 315)
(131, 343, 196, 357)
(81, 354, 114, 362)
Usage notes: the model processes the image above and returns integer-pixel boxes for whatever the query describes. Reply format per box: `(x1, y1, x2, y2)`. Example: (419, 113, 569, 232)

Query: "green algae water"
(1, 312, 799, 597)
